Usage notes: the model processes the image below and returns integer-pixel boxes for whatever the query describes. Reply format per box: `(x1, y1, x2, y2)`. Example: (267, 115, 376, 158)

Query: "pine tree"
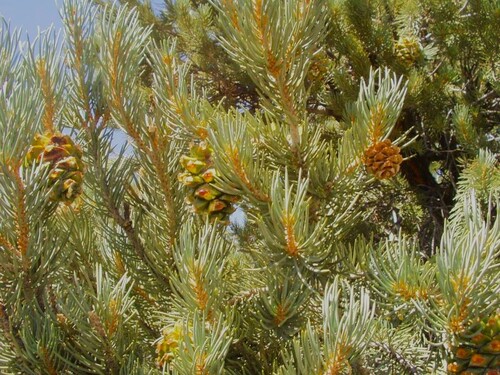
(0, 0, 498, 374)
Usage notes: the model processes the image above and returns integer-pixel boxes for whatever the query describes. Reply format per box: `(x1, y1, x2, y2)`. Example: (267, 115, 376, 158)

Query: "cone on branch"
(363, 139, 403, 180)
(447, 311, 500, 375)
(178, 141, 240, 223)
(156, 322, 185, 367)
(0, 1, 498, 374)
(26, 133, 84, 205)
(395, 37, 424, 67)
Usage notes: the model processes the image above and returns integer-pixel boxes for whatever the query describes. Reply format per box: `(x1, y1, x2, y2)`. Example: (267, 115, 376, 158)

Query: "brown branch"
(83, 114, 170, 287)
(190, 264, 208, 312)
(70, 18, 93, 127)
(88, 310, 120, 373)
(41, 346, 58, 375)
(149, 129, 178, 247)
(256, 6, 304, 170)
(324, 350, 348, 375)
(283, 214, 299, 257)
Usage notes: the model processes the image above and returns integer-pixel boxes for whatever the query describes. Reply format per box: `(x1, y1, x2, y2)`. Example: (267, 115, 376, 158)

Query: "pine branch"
(0, 232, 17, 255)
(0, 1, 498, 373)
(369, 341, 420, 374)
(96, 146, 170, 288)
(36, 58, 57, 134)
(0, 303, 28, 368)
(13, 165, 29, 270)
(228, 287, 267, 306)
(101, 7, 179, 246)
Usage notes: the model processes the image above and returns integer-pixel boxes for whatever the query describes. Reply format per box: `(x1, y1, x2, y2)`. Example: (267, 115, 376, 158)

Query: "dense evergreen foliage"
(0, 0, 498, 374)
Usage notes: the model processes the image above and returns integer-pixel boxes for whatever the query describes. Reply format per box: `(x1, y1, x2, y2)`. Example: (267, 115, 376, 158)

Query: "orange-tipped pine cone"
(447, 311, 500, 374)
(363, 139, 403, 180)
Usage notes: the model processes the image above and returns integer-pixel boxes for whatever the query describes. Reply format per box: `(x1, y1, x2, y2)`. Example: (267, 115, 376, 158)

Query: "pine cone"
(363, 139, 403, 180)
(179, 141, 240, 223)
(447, 311, 500, 374)
(395, 37, 424, 67)
(26, 133, 84, 205)
(156, 323, 184, 367)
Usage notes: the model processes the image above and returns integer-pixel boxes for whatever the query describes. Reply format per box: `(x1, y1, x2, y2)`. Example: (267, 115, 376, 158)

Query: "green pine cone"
(192, 197, 210, 213)
(395, 37, 424, 67)
(208, 212, 227, 223)
(201, 168, 216, 183)
(179, 141, 240, 223)
(220, 194, 241, 204)
(221, 205, 236, 215)
(448, 311, 500, 374)
(26, 133, 84, 205)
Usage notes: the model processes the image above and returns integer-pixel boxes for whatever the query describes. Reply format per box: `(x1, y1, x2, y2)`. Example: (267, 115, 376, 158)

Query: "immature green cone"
(395, 37, 424, 67)
(26, 133, 84, 205)
(178, 141, 240, 223)
(363, 139, 403, 180)
(447, 311, 500, 375)
(155, 323, 184, 367)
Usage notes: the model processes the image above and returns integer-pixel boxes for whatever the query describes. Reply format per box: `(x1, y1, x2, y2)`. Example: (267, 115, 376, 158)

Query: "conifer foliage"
(0, 0, 499, 374)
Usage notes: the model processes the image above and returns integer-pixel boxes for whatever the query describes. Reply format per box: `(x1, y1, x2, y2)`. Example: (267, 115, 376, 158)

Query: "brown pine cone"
(363, 139, 403, 180)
